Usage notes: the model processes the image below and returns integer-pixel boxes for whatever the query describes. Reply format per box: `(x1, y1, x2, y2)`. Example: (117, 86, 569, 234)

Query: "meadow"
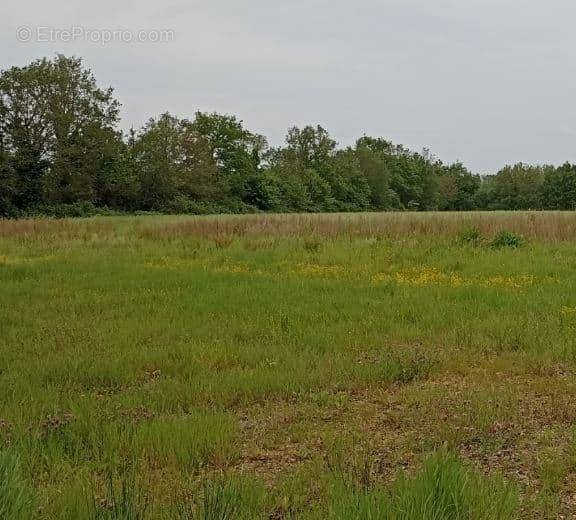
(2, 212, 576, 518)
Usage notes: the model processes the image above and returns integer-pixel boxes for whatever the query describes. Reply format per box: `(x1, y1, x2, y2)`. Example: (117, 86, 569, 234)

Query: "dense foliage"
(1, 55, 575, 217)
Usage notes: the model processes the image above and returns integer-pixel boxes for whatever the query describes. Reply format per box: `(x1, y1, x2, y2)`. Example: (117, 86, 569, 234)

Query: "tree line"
(1, 55, 576, 218)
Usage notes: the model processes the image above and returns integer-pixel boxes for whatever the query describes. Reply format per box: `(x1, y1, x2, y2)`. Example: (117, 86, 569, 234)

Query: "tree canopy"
(1, 55, 575, 217)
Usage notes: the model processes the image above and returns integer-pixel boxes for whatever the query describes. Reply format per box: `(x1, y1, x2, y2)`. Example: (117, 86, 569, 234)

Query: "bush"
(29, 201, 98, 218)
(165, 196, 258, 216)
(490, 231, 525, 249)
(0, 199, 21, 219)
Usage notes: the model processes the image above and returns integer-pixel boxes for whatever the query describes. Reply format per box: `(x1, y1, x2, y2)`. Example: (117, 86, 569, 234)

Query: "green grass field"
(2, 212, 576, 518)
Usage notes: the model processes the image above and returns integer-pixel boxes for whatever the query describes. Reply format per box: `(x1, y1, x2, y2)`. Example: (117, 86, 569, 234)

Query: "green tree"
(268, 125, 344, 211)
(93, 131, 140, 210)
(242, 172, 283, 211)
(283, 125, 336, 176)
(0, 55, 121, 208)
(490, 164, 546, 210)
(437, 163, 480, 211)
(192, 112, 266, 203)
(352, 137, 441, 210)
(265, 126, 338, 211)
(0, 147, 17, 216)
(542, 163, 576, 210)
(331, 148, 372, 211)
(133, 113, 226, 211)
(355, 137, 398, 210)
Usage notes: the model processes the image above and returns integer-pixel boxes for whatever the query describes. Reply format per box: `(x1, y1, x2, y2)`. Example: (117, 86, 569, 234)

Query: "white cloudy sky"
(3, 0, 576, 173)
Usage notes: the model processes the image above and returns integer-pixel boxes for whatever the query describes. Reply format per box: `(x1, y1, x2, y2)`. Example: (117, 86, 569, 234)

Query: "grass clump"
(389, 452, 518, 519)
(458, 226, 483, 247)
(0, 450, 34, 520)
(57, 465, 150, 520)
(310, 451, 518, 520)
(133, 412, 237, 469)
(87, 469, 150, 520)
(176, 475, 267, 520)
(490, 230, 525, 249)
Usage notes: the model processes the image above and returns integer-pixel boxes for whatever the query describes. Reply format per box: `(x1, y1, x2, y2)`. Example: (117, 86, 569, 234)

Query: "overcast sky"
(3, 0, 576, 173)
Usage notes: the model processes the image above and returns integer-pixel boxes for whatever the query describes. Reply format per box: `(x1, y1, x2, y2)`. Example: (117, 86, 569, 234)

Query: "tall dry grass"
(144, 212, 576, 244)
(2, 211, 576, 243)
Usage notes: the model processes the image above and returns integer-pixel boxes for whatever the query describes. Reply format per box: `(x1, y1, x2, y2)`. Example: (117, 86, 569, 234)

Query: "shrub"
(29, 202, 98, 218)
(490, 231, 525, 249)
(0, 199, 20, 219)
(165, 197, 258, 216)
